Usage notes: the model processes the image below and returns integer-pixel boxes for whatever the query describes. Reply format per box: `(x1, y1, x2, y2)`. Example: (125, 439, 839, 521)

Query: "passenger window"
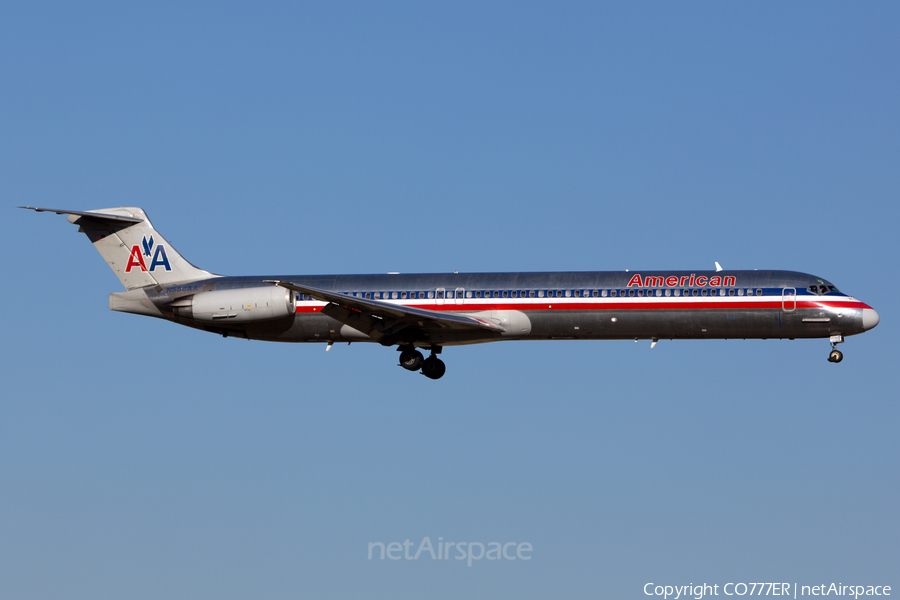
(673, 289, 680, 297)
(728, 289, 734, 296)
(592, 290, 599, 297)
(502, 290, 509, 298)
(366, 292, 372, 299)
(427, 291, 434, 299)
(565, 290, 572, 297)
(538, 290, 545, 298)
(664, 289, 670, 297)
(601, 290, 608, 297)
(737, 289, 743, 296)
(655, 289, 662, 297)
(629, 289, 635, 297)
(529, 290, 536, 298)
(400, 292, 407, 299)
(636, 290, 643, 297)
(701, 289, 708, 296)
(574, 290, 581, 297)
(692, 289, 699, 296)
(610, 290, 617, 297)
(756, 289, 762, 296)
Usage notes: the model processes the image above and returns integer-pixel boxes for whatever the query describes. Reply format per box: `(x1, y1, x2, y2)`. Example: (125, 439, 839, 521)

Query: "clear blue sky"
(2, 3, 897, 599)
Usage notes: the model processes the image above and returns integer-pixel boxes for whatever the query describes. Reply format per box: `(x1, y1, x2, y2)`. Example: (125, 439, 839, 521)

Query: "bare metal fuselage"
(111, 270, 876, 347)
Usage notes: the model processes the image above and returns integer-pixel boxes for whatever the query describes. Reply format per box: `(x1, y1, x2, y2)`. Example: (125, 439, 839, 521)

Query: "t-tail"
(20, 206, 218, 289)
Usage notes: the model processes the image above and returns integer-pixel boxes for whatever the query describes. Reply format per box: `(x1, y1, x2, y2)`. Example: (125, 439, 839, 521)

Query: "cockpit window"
(810, 283, 840, 294)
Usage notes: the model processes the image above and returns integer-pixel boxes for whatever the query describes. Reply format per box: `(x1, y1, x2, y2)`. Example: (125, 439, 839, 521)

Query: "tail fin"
(22, 206, 219, 290)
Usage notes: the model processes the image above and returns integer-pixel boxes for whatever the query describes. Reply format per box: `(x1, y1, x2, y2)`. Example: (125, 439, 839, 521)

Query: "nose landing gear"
(398, 346, 446, 379)
(827, 335, 844, 363)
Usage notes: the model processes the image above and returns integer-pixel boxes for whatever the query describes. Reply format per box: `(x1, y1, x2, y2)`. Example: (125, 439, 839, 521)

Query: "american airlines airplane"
(24, 206, 880, 379)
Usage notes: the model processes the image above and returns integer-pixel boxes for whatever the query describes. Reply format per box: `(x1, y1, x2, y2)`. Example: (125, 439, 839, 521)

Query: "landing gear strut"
(827, 335, 844, 363)
(397, 346, 445, 379)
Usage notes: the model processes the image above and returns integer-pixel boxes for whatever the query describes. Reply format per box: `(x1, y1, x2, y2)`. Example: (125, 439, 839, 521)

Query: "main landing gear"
(399, 346, 446, 379)
(827, 335, 844, 363)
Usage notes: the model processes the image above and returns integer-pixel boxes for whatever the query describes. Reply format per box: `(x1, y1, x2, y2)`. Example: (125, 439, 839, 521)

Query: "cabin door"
(782, 287, 796, 312)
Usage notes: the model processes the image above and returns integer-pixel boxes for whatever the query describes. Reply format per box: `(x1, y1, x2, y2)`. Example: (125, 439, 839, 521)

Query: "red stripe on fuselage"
(294, 298, 869, 313)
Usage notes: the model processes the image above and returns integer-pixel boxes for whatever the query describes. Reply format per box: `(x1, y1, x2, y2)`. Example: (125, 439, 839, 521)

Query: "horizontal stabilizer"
(20, 206, 143, 224)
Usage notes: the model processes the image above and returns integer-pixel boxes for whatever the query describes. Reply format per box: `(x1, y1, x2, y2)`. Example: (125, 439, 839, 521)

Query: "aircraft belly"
(525, 308, 859, 340)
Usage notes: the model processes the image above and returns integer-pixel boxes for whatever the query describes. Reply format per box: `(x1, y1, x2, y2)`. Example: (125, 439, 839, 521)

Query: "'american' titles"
(626, 274, 737, 288)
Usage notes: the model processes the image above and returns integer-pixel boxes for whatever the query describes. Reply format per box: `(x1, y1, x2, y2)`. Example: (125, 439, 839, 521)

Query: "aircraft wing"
(264, 280, 505, 342)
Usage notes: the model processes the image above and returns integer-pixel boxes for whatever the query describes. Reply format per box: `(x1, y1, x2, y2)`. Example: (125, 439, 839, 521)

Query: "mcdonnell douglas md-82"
(24, 206, 880, 379)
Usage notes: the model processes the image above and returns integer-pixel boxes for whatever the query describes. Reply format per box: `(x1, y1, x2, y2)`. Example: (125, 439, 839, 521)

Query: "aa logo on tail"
(125, 236, 171, 272)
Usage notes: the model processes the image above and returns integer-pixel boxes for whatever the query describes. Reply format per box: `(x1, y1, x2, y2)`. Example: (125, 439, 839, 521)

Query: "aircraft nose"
(862, 308, 880, 331)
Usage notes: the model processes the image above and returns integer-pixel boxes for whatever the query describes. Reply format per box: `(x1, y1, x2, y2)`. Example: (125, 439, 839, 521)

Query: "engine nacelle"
(179, 286, 294, 323)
